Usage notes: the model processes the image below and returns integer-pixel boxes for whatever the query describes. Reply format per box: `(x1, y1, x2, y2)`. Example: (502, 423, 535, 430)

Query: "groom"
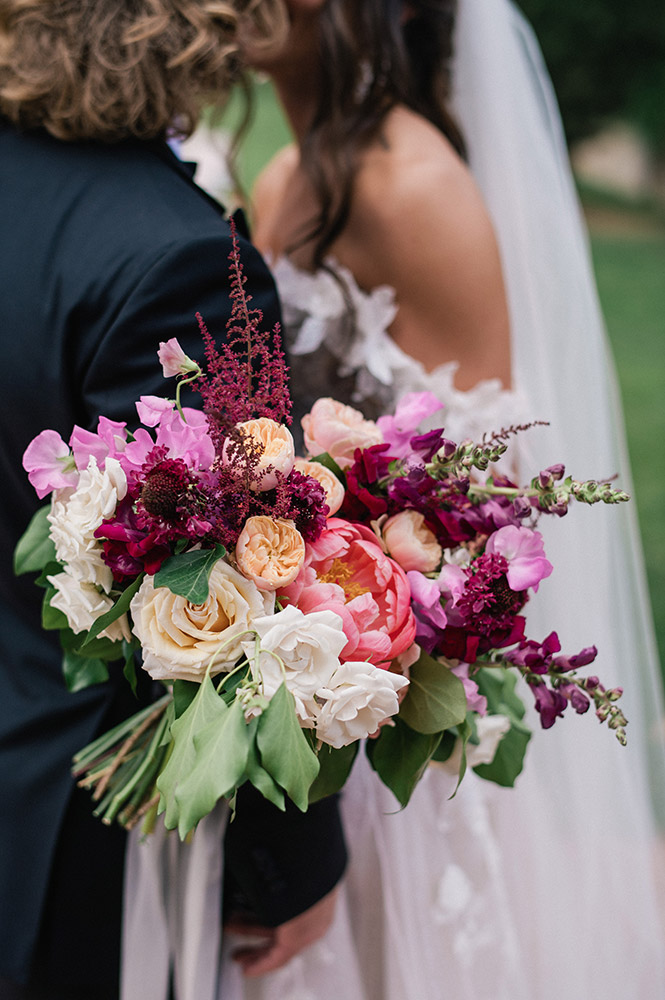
(0, 1, 345, 997)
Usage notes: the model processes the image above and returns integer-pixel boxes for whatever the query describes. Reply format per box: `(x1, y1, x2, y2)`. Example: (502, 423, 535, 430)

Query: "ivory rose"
(227, 417, 295, 490)
(281, 518, 416, 668)
(47, 569, 131, 642)
(383, 510, 443, 573)
(130, 560, 273, 682)
(294, 458, 345, 515)
(301, 398, 383, 469)
(48, 456, 127, 592)
(314, 660, 409, 748)
(235, 516, 305, 591)
(240, 605, 346, 722)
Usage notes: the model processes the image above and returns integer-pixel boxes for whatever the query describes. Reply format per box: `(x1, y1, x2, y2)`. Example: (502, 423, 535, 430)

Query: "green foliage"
(366, 718, 442, 808)
(399, 650, 467, 734)
(309, 742, 359, 804)
(154, 544, 226, 603)
(62, 650, 109, 692)
(78, 574, 144, 648)
(472, 668, 531, 788)
(256, 684, 320, 812)
(14, 505, 56, 575)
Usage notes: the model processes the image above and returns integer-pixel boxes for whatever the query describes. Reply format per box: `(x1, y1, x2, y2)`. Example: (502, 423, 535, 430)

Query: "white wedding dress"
(122, 1, 665, 997)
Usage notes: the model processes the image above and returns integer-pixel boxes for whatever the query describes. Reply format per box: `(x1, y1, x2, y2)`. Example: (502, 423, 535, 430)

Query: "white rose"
(314, 661, 409, 748)
(241, 605, 346, 724)
(48, 456, 127, 592)
(130, 560, 274, 682)
(47, 569, 131, 642)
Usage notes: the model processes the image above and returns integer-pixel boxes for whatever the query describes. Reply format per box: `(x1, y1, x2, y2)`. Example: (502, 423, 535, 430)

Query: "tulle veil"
(122, 2, 665, 997)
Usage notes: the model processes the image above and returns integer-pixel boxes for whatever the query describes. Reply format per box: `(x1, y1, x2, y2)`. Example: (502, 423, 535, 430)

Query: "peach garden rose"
(235, 516, 306, 591)
(382, 509, 443, 573)
(227, 416, 295, 490)
(293, 458, 346, 515)
(301, 398, 383, 470)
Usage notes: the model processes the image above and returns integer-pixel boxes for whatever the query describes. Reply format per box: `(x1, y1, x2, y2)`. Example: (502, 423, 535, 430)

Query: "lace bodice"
(272, 255, 526, 442)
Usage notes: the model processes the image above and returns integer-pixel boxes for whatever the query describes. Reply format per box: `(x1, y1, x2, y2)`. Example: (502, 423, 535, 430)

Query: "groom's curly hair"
(300, 0, 465, 266)
(0, 0, 286, 142)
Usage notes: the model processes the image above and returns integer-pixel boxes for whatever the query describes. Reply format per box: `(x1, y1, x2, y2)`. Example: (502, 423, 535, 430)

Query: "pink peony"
(281, 517, 416, 669)
(485, 525, 553, 592)
(301, 398, 383, 469)
(22, 429, 78, 498)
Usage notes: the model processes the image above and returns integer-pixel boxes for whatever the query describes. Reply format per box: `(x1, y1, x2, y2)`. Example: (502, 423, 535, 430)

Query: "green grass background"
(223, 81, 665, 679)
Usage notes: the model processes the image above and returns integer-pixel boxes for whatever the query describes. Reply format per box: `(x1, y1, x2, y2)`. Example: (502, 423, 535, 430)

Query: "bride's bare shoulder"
(250, 144, 299, 236)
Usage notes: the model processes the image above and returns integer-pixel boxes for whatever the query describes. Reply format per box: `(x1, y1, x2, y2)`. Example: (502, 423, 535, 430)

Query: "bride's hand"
(225, 886, 338, 977)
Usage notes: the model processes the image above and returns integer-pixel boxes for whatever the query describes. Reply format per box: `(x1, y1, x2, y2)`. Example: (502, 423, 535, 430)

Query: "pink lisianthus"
(485, 525, 553, 592)
(281, 517, 416, 668)
(376, 391, 444, 459)
(69, 417, 128, 472)
(22, 430, 78, 498)
(157, 337, 200, 379)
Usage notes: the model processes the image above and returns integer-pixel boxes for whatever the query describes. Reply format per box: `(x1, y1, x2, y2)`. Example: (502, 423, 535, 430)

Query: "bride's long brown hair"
(301, 0, 465, 266)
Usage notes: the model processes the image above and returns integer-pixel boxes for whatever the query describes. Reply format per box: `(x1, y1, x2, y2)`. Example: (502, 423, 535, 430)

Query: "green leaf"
(78, 575, 144, 649)
(366, 718, 442, 808)
(123, 644, 139, 697)
(430, 729, 457, 763)
(309, 742, 359, 804)
(14, 506, 56, 576)
(246, 730, 286, 811)
(173, 679, 199, 718)
(472, 668, 532, 788)
(256, 684, 320, 811)
(156, 674, 227, 831)
(154, 544, 226, 603)
(62, 650, 110, 692)
(399, 651, 467, 734)
(41, 588, 68, 631)
(60, 627, 125, 663)
(173, 699, 251, 838)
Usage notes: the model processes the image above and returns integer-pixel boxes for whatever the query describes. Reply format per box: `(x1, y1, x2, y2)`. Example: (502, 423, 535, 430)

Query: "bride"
(220, 0, 665, 997)
(122, 1, 665, 996)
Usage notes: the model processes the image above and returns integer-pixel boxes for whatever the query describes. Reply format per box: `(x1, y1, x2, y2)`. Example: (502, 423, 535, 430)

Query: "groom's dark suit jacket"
(0, 119, 346, 995)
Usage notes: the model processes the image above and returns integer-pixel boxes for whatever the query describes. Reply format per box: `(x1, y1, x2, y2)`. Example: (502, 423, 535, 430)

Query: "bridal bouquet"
(14, 231, 628, 836)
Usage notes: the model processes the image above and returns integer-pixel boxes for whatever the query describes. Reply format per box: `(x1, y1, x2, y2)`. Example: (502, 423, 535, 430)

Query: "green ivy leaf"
(173, 699, 251, 838)
(256, 684, 319, 811)
(78, 575, 144, 649)
(154, 544, 226, 603)
(366, 717, 442, 807)
(399, 651, 467, 734)
(14, 506, 56, 576)
(62, 650, 110, 692)
(156, 674, 226, 831)
(309, 741, 359, 804)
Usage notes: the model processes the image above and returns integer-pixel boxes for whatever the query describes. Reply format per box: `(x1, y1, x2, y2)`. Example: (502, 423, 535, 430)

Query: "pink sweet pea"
(69, 417, 128, 471)
(376, 391, 444, 459)
(485, 525, 553, 592)
(450, 662, 487, 715)
(157, 338, 199, 378)
(281, 518, 416, 669)
(135, 395, 175, 427)
(121, 406, 215, 474)
(22, 429, 78, 498)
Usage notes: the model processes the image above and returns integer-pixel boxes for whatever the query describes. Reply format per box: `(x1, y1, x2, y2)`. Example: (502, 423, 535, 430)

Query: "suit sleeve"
(79, 230, 348, 924)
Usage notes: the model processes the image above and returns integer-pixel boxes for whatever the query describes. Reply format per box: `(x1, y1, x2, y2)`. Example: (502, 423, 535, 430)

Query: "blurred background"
(184, 1, 665, 679)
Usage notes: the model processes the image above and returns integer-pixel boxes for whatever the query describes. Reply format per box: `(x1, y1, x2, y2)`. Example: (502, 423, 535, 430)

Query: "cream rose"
(228, 417, 295, 490)
(301, 398, 383, 469)
(294, 458, 345, 515)
(235, 516, 305, 591)
(383, 510, 443, 573)
(130, 560, 273, 682)
(314, 660, 409, 748)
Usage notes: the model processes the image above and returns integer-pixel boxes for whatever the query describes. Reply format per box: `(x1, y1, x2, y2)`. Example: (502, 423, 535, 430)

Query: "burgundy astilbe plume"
(195, 220, 292, 455)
